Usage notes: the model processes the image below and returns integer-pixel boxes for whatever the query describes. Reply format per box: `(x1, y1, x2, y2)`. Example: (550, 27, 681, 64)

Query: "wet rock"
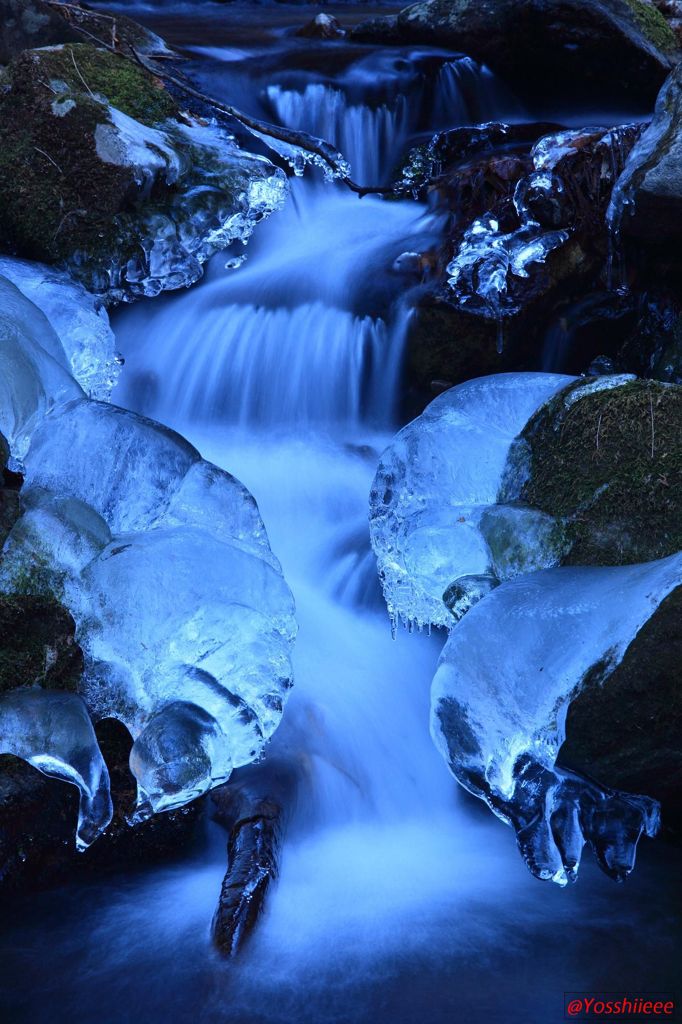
(354, 0, 677, 104)
(560, 585, 682, 835)
(405, 123, 641, 394)
(0, 43, 286, 301)
(518, 378, 682, 565)
(296, 13, 346, 39)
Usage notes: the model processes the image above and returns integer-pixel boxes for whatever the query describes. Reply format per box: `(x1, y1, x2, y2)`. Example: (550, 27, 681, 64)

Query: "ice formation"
(430, 556, 682, 884)
(369, 373, 575, 629)
(0, 689, 113, 850)
(0, 275, 296, 843)
(446, 125, 638, 327)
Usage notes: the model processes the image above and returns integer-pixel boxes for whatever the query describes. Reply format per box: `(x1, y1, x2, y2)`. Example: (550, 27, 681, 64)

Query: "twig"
(596, 411, 602, 451)
(649, 393, 655, 459)
(34, 146, 63, 174)
(70, 47, 95, 98)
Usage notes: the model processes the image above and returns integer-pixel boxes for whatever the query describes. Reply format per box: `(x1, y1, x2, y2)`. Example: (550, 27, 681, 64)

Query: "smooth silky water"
(0, 7, 680, 1023)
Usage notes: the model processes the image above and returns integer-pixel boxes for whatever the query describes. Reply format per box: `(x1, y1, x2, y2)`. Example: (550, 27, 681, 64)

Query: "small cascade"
(433, 58, 521, 128)
(266, 84, 413, 187)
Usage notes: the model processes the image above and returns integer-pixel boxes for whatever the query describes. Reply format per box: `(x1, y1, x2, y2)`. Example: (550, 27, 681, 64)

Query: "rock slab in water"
(354, 0, 677, 102)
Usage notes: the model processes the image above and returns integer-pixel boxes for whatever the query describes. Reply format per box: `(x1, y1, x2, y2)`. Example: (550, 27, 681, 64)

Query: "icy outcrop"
(369, 373, 575, 629)
(0, 257, 119, 399)
(431, 555, 682, 884)
(0, 269, 296, 840)
(0, 689, 113, 850)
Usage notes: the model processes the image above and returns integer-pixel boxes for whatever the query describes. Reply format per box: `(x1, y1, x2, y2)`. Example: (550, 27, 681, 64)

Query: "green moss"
(521, 379, 682, 565)
(624, 0, 678, 53)
(0, 48, 145, 262)
(33, 43, 177, 126)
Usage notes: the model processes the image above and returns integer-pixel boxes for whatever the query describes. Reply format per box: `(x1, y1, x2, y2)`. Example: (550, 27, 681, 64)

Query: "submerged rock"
(354, 0, 677, 103)
(0, 43, 287, 301)
(296, 13, 346, 39)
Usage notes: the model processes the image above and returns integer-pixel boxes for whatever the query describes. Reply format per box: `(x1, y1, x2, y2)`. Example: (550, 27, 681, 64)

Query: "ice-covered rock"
(0, 44, 287, 301)
(0, 255, 296, 841)
(430, 554, 682, 884)
(369, 373, 575, 628)
(0, 257, 119, 399)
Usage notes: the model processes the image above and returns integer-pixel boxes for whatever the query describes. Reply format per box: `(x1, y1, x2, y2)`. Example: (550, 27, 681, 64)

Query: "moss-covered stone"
(521, 379, 682, 565)
(29, 43, 178, 126)
(624, 0, 678, 52)
(0, 47, 147, 263)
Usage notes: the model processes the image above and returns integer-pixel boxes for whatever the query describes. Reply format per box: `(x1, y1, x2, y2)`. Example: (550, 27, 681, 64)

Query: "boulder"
(403, 123, 641, 397)
(296, 13, 346, 39)
(0, 0, 171, 65)
(353, 0, 677, 103)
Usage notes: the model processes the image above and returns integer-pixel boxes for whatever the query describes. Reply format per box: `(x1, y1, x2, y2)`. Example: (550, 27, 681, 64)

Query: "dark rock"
(354, 0, 677, 104)
(560, 585, 682, 835)
(296, 13, 346, 39)
(519, 378, 682, 565)
(0, 0, 80, 63)
(404, 123, 642, 396)
(0, 594, 83, 694)
(0, 42, 283, 300)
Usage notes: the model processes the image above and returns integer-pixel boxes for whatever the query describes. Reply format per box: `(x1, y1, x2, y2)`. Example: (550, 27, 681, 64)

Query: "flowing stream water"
(1, 7, 680, 1023)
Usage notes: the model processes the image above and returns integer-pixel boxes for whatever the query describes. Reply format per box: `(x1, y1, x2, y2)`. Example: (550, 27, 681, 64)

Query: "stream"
(0, 6, 680, 1023)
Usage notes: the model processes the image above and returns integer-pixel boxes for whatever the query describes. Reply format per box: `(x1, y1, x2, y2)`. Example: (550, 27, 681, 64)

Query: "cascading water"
(2, 12, 680, 1024)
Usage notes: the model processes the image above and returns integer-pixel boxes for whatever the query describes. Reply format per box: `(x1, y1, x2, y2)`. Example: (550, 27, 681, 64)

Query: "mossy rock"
(560, 585, 682, 834)
(26, 43, 178, 126)
(623, 0, 678, 54)
(0, 45, 176, 265)
(520, 378, 682, 565)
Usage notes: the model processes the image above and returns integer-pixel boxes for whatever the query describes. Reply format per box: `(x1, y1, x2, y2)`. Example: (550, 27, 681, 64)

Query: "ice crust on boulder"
(0, 273, 296, 842)
(431, 556, 682, 884)
(369, 373, 575, 629)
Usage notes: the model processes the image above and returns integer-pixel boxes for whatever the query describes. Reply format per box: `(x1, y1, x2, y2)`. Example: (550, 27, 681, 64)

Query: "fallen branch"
(210, 761, 298, 956)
